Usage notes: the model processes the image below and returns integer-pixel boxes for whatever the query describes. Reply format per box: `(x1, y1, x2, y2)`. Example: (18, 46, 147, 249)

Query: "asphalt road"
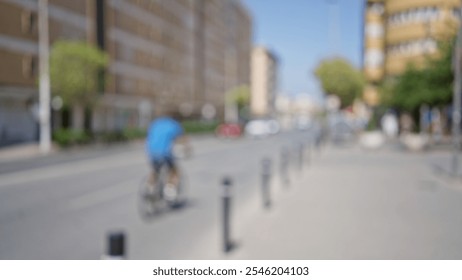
(4, 126, 462, 260)
(0, 130, 310, 259)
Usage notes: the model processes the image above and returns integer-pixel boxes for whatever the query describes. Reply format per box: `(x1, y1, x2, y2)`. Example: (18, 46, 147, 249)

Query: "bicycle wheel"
(168, 170, 188, 209)
(137, 176, 163, 219)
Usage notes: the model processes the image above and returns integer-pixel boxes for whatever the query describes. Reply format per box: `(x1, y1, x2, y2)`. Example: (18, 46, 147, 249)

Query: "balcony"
(387, 0, 460, 15)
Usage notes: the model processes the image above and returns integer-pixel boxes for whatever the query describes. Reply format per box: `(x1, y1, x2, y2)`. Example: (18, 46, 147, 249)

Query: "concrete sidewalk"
(227, 144, 462, 259)
(0, 143, 53, 163)
(0, 133, 216, 164)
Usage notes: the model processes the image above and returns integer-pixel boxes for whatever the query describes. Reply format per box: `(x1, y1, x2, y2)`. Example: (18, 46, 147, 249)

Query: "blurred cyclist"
(146, 116, 189, 201)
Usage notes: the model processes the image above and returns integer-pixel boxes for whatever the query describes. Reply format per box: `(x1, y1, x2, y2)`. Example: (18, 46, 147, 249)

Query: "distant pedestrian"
(400, 113, 414, 134)
(381, 112, 398, 138)
(431, 107, 442, 143)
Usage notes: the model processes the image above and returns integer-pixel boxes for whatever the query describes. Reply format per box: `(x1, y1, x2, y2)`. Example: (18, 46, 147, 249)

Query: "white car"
(295, 116, 313, 131)
(266, 119, 280, 135)
(245, 119, 280, 138)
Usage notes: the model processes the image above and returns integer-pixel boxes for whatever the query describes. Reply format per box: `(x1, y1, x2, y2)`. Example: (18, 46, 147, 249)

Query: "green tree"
(227, 85, 250, 109)
(385, 38, 454, 113)
(423, 39, 454, 105)
(378, 77, 397, 107)
(314, 57, 365, 108)
(50, 40, 108, 130)
(226, 85, 250, 121)
(391, 64, 429, 112)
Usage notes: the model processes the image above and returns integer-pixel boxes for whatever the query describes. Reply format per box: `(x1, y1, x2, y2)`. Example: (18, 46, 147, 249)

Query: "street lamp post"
(325, 0, 340, 55)
(38, 0, 51, 154)
(452, 17, 462, 177)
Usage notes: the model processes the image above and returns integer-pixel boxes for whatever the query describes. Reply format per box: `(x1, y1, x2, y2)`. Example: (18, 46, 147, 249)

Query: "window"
(365, 49, 384, 68)
(121, 77, 134, 92)
(118, 44, 134, 62)
(369, 3, 384, 15)
(22, 55, 38, 79)
(453, 8, 461, 19)
(424, 39, 437, 53)
(366, 23, 384, 38)
(418, 8, 424, 21)
(388, 6, 441, 27)
(21, 10, 37, 34)
(388, 38, 439, 56)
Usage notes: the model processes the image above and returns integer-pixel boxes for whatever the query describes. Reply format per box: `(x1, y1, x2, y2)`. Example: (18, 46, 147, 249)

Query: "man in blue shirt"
(146, 116, 188, 200)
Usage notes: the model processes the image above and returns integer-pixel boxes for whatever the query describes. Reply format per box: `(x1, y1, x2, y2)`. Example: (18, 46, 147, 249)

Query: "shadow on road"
(137, 198, 197, 223)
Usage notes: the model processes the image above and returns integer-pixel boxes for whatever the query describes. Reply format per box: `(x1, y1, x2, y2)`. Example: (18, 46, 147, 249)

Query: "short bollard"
(104, 231, 125, 259)
(290, 143, 299, 174)
(221, 177, 233, 253)
(306, 140, 312, 166)
(261, 158, 272, 208)
(298, 143, 304, 171)
(280, 147, 290, 186)
(315, 130, 322, 151)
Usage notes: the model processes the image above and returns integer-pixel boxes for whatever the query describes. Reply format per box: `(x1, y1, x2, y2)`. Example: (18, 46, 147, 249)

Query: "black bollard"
(105, 231, 125, 259)
(280, 147, 290, 186)
(298, 143, 304, 171)
(315, 129, 323, 151)
(306, 140, 312, 166)
(261, 158, 272, 208)
(221, 177, 233, 253)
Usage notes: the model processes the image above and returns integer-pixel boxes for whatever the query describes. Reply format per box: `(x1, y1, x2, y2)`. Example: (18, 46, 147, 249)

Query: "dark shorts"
(151, 156, 175, 173)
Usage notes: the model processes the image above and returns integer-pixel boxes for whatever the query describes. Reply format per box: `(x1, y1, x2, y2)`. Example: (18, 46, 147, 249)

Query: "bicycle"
(138, 145, 190, 219)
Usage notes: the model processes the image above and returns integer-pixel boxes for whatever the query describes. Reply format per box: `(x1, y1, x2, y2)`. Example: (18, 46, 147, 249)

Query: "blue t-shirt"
(146, 117, 183, 159)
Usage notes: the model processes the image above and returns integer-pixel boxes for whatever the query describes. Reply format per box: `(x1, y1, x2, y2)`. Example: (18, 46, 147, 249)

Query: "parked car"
(245, 119, 280, 138)
(215, 123, 242, 138)
(295, 116, 313, 131)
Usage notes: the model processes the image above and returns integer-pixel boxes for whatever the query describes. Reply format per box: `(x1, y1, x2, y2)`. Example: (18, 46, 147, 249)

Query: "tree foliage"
(378, 77, 396, 106)
(225, 85, 251, 122)
(314, 57, 365, 108)
(50, 40, 108, 107)
(227, 85, 250, 109)
(382, 38, 454, 113)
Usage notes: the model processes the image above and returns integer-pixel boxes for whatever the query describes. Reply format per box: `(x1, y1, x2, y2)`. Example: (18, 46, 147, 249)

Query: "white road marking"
(0, 153, 146, 190)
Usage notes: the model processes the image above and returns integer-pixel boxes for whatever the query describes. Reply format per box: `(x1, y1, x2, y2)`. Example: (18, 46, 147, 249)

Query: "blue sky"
(243, 0, 364, 97)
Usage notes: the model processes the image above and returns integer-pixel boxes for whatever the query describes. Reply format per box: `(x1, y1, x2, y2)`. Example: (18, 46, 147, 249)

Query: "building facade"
(0, 0, 93, 146)
(0, 0, 252, 146)
(362, 0, 461, 105)
(250, 46, 278, 117)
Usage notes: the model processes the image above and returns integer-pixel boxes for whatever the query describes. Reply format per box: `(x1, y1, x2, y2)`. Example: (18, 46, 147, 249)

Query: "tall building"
(99, 0, 198, 131)
(362, 0, 461, 105)
(250, 46, 278, 117)
(0, 0, 94, 146)
(84, 0, 252, 130)
(0, 0, 252, 146)
(199, 0, 251, 118)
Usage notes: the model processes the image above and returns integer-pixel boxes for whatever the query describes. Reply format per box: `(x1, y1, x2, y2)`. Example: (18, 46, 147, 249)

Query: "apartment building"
(199, 0, 251, 118)
(0, 0, 252, 146)
(100, 0, 252, 127)
(362, 0, 461, 105)
(0, 0, 94, 146)
(98, 0, 197, 131)
(250, 46, 278, 117)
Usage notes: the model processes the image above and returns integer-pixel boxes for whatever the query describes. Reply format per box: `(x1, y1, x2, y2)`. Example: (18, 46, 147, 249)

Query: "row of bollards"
(103, 136, 320, 257)
(220, 138, 316, 254)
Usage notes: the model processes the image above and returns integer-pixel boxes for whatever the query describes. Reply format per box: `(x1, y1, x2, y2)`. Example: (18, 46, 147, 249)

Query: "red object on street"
(215, 123, 242, 138)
